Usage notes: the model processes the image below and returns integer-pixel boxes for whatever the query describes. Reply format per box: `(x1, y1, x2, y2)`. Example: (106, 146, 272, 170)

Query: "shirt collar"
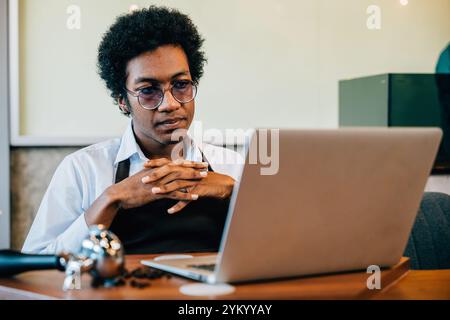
(114, 121, 203, 165)
(114, 121, 146, 165)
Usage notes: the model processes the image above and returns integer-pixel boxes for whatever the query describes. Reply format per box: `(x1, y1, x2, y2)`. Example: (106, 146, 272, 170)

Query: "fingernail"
(152, 187, 161, 194)
(192, 194, 199, 201)
(174, 159, 184, 165)
(168, 208, 175, 214)
(200, 171, 208, 177)
(142, 176, 151, 184)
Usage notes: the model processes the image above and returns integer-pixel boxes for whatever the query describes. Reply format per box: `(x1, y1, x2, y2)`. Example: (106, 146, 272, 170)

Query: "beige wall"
(16, 0, 450, 142)
(317, 0, 450, 127)
(10, 148, 79, 250)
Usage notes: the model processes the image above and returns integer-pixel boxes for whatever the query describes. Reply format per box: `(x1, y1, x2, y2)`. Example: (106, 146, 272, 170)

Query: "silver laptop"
(141, 128, 442, 284)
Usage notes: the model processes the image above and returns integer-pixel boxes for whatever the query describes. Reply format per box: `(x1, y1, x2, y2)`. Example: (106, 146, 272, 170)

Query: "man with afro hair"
(23, 6, 242, 255)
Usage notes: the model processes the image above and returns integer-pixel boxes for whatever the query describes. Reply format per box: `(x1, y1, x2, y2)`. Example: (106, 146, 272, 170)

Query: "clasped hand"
(114, 158, 235, 214)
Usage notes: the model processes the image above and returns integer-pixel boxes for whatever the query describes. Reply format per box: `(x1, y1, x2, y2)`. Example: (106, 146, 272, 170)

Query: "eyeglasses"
(125, 80, 198, 110)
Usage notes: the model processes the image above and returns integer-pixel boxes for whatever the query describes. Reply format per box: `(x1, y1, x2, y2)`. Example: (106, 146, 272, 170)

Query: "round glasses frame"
(124, 80, 198, 111)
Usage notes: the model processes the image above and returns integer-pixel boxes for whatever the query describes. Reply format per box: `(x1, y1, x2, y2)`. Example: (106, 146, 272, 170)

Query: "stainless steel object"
(61, 252, 94, 291)
(0, 225, 125, 291)
(62, 225, 125, 290)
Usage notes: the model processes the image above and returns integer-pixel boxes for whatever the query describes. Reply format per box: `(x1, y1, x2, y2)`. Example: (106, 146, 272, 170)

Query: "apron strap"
(201, 152, 214, 173)
(115, 159, 131, 184)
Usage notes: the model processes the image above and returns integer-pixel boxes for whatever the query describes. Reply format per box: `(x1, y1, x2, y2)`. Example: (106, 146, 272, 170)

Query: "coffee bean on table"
(89, 266, 169, 289)
(130, 279, 151, 289)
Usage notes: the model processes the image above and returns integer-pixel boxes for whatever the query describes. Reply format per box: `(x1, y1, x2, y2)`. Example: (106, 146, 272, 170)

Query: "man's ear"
(117, 96, 130, 114)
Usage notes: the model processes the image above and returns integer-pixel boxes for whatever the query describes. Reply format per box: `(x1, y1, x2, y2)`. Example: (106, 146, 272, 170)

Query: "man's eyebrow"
(171, 71, 190, 79)
(134, 77, 158, 85)
(134, 71, 191, 85)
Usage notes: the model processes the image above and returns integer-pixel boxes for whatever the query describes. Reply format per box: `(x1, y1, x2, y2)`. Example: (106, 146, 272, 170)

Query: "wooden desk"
(0, 255, 449, 300)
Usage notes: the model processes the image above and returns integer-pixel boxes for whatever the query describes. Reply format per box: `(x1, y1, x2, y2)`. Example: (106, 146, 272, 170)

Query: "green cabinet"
(339, 74, 450, 172)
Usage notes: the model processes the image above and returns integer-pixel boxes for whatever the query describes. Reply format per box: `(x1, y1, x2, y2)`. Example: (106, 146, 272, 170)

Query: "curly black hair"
(97, 6, 207, 116)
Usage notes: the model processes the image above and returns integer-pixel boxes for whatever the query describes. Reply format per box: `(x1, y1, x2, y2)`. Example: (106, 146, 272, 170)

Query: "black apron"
(109, 156, 230, 254)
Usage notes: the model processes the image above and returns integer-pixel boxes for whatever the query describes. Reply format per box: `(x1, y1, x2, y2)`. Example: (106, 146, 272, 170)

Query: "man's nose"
(157, 90, 181, 112)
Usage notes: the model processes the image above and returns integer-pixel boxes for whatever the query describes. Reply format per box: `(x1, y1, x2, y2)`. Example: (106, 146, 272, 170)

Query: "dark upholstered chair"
(404, 192, 450, 270)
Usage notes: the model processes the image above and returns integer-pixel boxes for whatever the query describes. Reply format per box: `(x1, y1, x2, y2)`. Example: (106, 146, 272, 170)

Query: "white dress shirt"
(22, 122, 244, 254)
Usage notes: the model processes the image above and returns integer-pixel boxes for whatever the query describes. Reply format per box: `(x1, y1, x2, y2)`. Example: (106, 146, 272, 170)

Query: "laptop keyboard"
(188, 264, 216, 272)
